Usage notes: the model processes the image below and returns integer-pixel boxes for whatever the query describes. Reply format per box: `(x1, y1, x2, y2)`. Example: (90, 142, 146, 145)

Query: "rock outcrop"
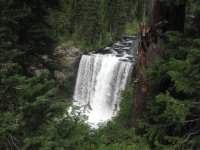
(55, 46, 82, 98)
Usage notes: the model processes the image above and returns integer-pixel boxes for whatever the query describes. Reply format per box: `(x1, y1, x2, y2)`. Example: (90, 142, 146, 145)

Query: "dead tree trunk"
(132, 0, 185, 134)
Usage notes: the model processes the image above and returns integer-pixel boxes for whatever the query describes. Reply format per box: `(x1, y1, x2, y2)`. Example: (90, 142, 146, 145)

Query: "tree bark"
(132, 0, 185, 133)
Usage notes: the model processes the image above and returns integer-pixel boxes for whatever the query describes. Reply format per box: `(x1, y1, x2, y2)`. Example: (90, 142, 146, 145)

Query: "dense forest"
(1, 0, 200, 150)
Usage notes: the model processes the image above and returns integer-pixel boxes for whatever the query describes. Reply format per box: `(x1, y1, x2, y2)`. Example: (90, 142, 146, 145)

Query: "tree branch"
(9, 134, 20, 150)
(185, 117, 200, 123)
(181, 129, 200, 144)
(6, 137, 13, 150)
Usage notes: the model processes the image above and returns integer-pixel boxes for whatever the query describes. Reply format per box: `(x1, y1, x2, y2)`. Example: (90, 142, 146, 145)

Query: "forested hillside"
(88, 0, 200, 149)
(0, 0, 144, 149)
(133, 0, 200, 149)
(1, 0, 200, 149)
(49, 0, 144, 50)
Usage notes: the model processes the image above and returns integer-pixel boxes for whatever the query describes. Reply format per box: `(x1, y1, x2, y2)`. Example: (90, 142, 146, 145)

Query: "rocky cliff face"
(55, 46, 82, 99)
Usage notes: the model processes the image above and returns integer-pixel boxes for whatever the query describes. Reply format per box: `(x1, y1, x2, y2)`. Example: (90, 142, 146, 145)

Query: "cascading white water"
(73, 54, 133, 126)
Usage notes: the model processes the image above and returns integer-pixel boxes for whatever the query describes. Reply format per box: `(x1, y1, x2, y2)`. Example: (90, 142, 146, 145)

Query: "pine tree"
(48, 0, 74, 37)
(139, 1, 200, 148)
(0, 1, 30, 149)
(14, 1, 61, 76)
(82, 0, 106, 45)
(0, 1, 90, 149)
(106, 0, 127, 40)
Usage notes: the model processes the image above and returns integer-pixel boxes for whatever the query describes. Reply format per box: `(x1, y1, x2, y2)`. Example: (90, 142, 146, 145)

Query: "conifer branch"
(6, 137, 13, 150)
(9, 134, 20, 150)
(185, 117, 200, 123)
(166, 99, 184, 106)
(181, 129, 200, 144)
(5, 146, 9, 150)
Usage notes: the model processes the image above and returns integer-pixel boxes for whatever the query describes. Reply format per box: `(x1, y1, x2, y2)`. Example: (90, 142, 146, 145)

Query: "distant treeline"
(48, 0, 148, 46)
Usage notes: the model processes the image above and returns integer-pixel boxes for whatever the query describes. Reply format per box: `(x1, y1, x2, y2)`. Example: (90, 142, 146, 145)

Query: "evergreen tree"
(71, 0, 85, 37)
(0, 0, 142, 149)
(106, 0, 127, 40)
(48, 0, 74, 37)
(0, 1, 90, 149)
(82, 0, 106, 45)
(86, 85, 150, 150)
(138, 1, 200, 149)
(15, 0, 62, 76)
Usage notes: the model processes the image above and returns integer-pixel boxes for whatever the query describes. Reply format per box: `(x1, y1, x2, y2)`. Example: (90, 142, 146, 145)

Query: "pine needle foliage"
(139, 1, 200, 148)
(0, 1, 90, 149)
(85, 84, 151, 150)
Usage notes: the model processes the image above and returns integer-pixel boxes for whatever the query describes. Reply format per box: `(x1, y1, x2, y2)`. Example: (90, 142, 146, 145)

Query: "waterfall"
(73, 54, 133, 126)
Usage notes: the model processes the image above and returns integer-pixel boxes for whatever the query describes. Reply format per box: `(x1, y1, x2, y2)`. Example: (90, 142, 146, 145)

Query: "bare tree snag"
(132, 0, 185, 134)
